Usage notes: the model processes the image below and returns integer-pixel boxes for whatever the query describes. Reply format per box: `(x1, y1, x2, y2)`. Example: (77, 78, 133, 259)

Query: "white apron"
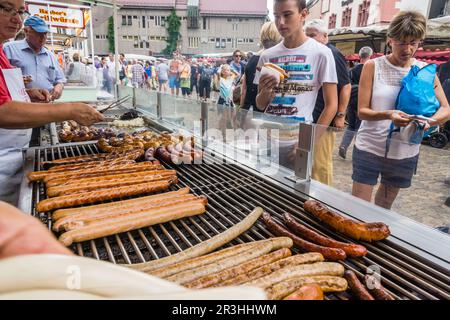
(0, 68, 32, 205)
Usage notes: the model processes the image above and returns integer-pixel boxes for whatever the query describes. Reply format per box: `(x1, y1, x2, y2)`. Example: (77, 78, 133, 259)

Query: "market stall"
(14, 87, 450, 301)
(25, 0, 98, 102)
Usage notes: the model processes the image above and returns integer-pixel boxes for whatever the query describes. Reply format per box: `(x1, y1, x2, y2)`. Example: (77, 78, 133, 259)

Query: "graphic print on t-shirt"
(266, 55, 315, 117)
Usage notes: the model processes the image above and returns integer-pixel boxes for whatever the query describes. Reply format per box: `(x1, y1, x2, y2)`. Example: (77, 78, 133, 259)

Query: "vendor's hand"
(51, 84, 64, 101)
(71, 103, 105, 126)
(26, 88, 51, 103)
(0, 202, 72, 259)
(333, 116, 346, 129)
(390, 111, 412, 127)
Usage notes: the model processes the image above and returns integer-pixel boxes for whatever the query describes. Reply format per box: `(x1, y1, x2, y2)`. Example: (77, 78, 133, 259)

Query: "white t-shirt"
(254, 39, 337, 122)
(355, 56, 427, 160)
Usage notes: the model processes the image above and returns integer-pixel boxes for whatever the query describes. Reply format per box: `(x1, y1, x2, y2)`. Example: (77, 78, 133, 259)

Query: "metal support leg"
(132, 87, 137, 109)
(287, 122, 314, 183)
(200, 101, 209, 146)
(156, 92, 162, 120)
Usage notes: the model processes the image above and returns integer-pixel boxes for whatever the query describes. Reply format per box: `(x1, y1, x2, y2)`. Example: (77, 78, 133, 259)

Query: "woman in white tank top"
(352, 11, 450, 210)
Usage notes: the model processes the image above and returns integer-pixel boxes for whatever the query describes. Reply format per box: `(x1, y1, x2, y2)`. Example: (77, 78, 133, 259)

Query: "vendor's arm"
(26, 88, 51, 103)
(358, 61, 412, 127)
(431, 76, 450, 125)
(0, 101, 104, 129)
(316, 83, 338, 127)
(0, 201, 72, 259)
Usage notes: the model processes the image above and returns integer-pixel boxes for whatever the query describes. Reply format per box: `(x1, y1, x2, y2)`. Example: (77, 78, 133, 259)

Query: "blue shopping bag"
(395, 64, 440, 117)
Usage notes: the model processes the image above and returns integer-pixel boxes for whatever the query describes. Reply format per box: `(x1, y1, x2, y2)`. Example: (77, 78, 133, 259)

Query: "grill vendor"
(0, 0, 104, 205)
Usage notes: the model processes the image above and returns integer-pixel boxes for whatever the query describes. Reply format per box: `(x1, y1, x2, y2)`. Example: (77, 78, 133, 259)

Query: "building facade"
(91, 0, 268, 56)
(308, 0, 448, 30)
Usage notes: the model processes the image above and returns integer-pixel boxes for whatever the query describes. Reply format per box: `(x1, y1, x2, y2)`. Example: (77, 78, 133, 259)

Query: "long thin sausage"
(246, 262, 345, 289)
(345, 270, 375, 300)
(266, 276, 348, 300)
(262, 212, 347, 261)
(53, 195, 200, 232)
(283, 213, 367, 258)
(36, 180, 175, 212)
(127, 207, 264, 271)
(218, 253, 324, 287)
(47, 174, 176, 197)
(150, 237, 292, 279)
(58, 201, 207, 246)
(46, 169, 174, 188)
(51, 188, 191, 220)
(166, 238, 293, 285)
(185, 248, 292, 289)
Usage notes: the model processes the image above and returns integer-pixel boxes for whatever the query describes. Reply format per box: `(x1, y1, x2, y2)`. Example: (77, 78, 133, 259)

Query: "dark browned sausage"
(345, 270, 375, 300)
(364, 275, 395, 300)
(283, 213, 367, 258)
(262, 212, 347, 261)
(304, 200, 390, 242)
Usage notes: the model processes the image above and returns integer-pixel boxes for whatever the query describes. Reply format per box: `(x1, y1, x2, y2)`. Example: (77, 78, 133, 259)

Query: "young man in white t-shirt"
(254, 0, 338, 184)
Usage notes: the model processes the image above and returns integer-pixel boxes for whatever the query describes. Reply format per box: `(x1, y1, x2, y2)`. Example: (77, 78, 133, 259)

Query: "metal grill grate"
(28, 143, 450, 301)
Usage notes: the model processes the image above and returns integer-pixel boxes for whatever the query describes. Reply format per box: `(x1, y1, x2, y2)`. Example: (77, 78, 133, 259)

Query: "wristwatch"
(336, 112, 346, 118)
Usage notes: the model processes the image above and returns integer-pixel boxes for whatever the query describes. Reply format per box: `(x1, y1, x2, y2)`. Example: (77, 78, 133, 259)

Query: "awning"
(329, 17, 450, 42)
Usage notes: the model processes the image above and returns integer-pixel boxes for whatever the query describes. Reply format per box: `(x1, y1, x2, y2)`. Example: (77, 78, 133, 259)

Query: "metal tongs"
(98, 95, 132, 113)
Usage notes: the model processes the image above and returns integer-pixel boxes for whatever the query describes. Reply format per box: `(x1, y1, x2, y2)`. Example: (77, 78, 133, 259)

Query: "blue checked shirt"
(3, 39, 66, 92)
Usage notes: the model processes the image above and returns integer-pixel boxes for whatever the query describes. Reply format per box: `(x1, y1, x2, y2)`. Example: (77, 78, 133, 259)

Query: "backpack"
(200, 67, 214, 82)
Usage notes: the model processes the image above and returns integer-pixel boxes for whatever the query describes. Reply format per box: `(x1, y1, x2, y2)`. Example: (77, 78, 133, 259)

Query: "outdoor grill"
(20, 140, 450, 301)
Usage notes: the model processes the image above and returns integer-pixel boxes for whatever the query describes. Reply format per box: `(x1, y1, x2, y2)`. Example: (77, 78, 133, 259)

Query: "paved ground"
(331, 133, 450, 230)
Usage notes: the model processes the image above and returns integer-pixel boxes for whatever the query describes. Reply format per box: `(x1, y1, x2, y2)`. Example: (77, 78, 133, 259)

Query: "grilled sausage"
(36, 180, 175, 212)
(127, 207, 264, 271)
(218, 253, 324, 287)
(53, 194, 199, 232)
(283, 213, 367, 258)
(185, 248, 292, 289)
(43, 163, 165, 184)
(266, 276, 348, 300)
(58, 201, 207, 246)
(246, 262, 345, 289)
(166, 238, 293, 285)
(283, 284, 324, 300)
(46, 169, 174, 188)
(51, 188, 191, 221)
(28, 160, 137, 182)
(304, 200, 391, 242)
(344, 270, 375, 300)
(150, 238, 291, 279)
(364, 275, 395, 300)
(47, 174, 176, 197)
(262, 212, 347, 261)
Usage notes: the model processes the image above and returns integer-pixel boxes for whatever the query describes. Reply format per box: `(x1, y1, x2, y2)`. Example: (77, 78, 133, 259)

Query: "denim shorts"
(169, 75, 180, 89)
(352, 147, 419, 188)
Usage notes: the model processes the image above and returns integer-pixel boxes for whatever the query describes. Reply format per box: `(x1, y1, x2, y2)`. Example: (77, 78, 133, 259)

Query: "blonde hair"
(387, 11, 427, 41)
(220, 64, 232, 79)
(260, 21, 282, 49)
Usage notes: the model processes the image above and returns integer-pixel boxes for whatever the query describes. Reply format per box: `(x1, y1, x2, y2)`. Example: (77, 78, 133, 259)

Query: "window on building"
(133, 16, 137, 19)
(142, 16, 146, 28)
(122, 15, 126, 26)
(227, 18, 232, 22)
(210, 38, 215, 43)
(122, 35, 127, 40)
(341, 7, 352, 27)
(328, 13, 337, 29)
(95, 35, 100, 39)
(188, 37, 200, 48)
(140, 41, 144, 49)
(146, 42, 150, 49)
(128, 15, 132, 26)
(203, 17, 207, 30)
(357, 0, 370, 27)
(227, 38, 232, 43)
